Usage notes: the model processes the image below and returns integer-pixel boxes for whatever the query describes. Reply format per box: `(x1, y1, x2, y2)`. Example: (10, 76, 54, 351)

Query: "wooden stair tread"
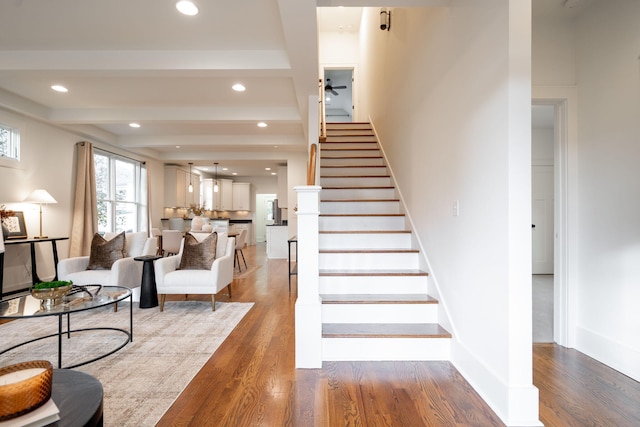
(319, 269, 428, 276)
(320, 175, 391, 178)
(321, 294, 438, 304)
(322, 185, 395, 190)
(320, 213, 404, 217)
(322, 140, 377, 143)
(323, 323, 451, 339)
(321, 148, 380, 151)
(320, 230, 411, 234)
(321, 199, 400, 202)
(321, 156, 383, 159)
(322, 165, 386, 168)
(320, 249, 418, 253)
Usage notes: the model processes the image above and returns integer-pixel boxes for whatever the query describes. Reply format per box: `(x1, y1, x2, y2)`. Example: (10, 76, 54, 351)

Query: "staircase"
(319, 122, 451, 361)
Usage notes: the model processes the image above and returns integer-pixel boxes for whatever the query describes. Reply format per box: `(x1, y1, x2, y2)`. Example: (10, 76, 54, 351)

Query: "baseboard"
(576, 326, 640, 382)
(451, 340, 542, 426)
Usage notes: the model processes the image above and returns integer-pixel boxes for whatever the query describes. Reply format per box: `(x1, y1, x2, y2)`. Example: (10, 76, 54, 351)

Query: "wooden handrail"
(319, 79, 327, 141)
(307, 143, 317, 185)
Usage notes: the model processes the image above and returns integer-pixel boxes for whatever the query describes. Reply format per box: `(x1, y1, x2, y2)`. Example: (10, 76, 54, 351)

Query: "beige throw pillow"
(86, 232, 126, 270)
(178, 232, 217, 270)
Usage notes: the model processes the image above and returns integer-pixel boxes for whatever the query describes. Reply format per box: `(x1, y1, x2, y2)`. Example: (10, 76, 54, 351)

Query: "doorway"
(323, 68, 353, 123)
(531, 91, 577, 348)
(255, 194, 276, 243)
(532, 104, 555, 343)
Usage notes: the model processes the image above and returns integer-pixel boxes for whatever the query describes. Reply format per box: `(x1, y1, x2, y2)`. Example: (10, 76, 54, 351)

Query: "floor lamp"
(24, 189, 57, 239)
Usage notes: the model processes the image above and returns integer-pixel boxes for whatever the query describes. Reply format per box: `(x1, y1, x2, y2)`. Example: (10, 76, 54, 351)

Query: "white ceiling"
(0, 0, 319, 178)
(0, 0, 588, 176)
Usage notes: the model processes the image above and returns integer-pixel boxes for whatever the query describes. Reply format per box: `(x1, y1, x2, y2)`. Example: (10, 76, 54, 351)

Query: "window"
(0, 122, 20, 162)
(94, 150, 147, 234)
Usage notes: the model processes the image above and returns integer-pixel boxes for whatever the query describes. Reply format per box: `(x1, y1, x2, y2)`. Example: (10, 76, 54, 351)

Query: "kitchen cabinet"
(219, 179, 233, 211)
(232, 182, 251, 211)
(277, 166, 288, 208)
(165, 165, 200, 208)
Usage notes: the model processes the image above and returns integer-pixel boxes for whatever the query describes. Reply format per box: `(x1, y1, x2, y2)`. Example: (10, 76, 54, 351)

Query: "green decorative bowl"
(31, 282, 73, 310)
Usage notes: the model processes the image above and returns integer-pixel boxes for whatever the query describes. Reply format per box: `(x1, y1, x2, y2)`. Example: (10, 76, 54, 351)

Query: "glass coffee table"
(0, 285, 132, 368)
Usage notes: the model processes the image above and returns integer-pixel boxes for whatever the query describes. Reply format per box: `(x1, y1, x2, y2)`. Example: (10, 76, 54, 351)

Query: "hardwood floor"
(157, 244, 640, 426)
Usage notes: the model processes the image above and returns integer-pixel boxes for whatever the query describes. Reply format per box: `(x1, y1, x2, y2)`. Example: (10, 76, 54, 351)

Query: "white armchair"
(57, 232, 157, 299)
(154, 232, 235, 311)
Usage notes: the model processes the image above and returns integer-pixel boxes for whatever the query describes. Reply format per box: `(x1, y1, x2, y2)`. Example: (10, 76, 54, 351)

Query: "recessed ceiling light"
(257, 122, 267, 128)
(176, 1, 198, 15)
(232, 172, 238, 176)
(265, 167, 271, 171)
(176, 145, 181, 148)
(271, 172, 277, 176)
(129, 123, 141, 128)
(222, 167, 228, 171)
(232, 83, 246, 92)
(51, 85, 68, 93)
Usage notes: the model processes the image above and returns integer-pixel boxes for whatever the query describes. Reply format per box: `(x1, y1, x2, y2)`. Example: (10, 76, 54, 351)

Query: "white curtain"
(69, 141, 97, 257)
(144, 163, 152, 236)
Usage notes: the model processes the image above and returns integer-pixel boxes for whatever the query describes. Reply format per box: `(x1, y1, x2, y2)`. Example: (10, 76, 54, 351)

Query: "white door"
(532, 165, 554, 274)
(255, 194, 276, 243)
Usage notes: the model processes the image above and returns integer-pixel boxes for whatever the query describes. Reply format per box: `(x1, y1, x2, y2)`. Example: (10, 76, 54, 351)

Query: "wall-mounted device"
(380, 8, 391, 31)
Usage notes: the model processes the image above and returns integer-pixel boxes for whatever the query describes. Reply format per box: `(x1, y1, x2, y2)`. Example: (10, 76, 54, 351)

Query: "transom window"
(94, 150, 147, 234)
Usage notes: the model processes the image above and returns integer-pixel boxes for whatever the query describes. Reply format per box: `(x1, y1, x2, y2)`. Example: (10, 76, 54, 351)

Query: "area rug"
(0, 300, 253, 426)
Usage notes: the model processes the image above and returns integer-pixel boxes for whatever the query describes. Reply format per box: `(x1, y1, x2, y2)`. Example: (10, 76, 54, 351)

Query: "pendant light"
(188, 162, 193, 193)
(213, 162, 219, 193)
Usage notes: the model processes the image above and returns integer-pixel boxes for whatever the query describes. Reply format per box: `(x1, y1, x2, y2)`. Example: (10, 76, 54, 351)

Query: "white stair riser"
(321, 166, 387, 176)
(322, 337, 451, 361)
(326, 124, 372, 131)
(322, 142, 379, 150)
(321, 149, 381, 158)
(319, 252, 419, 270)
(322, 304, 438, 323)
(321, 157, 385, 167)
(319, 233, 412, 249)
(324, 136, 377, 143)
(320, 201, 400, 215)
(321, 188, 396, 199)
(320, 216, 406, 231)
(321, 176, 391, 187)
(319, 275, 428, 294)
(326, 129, 374, 136)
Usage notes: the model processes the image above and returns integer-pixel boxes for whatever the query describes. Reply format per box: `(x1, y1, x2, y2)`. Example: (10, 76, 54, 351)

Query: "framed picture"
(1, 211, 27, 239)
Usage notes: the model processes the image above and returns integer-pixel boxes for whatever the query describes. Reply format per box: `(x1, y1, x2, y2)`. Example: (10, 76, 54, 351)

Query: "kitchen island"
(266, 224, 288, 259)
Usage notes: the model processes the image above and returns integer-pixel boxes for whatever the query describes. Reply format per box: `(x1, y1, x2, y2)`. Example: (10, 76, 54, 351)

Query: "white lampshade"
(23, 189, 57, 239)
(24, 189, 57, 204)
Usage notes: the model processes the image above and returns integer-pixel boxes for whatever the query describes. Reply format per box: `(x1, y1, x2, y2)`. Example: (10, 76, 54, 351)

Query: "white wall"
(358, 1, 538, 425)
(532, 0, 640, 382)
(0, 108, 164, 294)
(319, 30, 360, 120)
(572, 0, 640, 380)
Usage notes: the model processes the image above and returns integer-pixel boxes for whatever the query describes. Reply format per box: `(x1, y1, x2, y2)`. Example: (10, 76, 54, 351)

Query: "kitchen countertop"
(160, 218, 252, 223)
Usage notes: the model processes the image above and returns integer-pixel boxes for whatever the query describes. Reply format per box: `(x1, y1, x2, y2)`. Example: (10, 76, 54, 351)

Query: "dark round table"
(52, 369, 103, 426)
(134, 255, 162, 308)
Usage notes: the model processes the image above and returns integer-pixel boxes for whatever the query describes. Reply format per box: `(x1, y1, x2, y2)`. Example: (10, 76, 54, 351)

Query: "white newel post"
(294, 185, 322, 368)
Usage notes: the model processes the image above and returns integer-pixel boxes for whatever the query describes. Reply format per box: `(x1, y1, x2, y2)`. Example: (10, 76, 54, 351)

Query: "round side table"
(134, 255, 162, 308)
(52, 369, 103, 426)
